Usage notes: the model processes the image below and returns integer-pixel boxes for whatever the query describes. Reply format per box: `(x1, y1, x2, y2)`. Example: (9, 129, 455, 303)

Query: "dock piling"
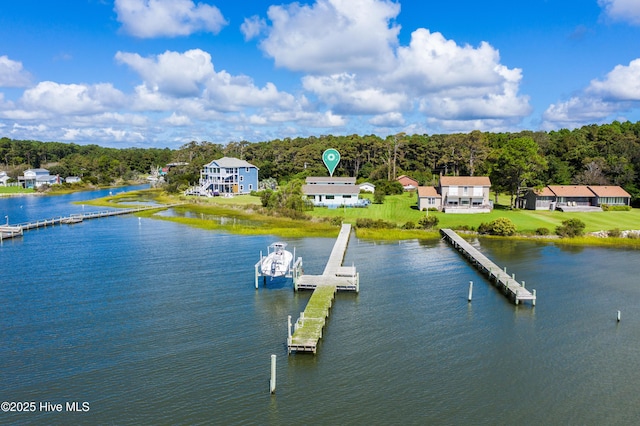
(468, 281, 473, 302)
(617, 310, 621, 322)
(270, 354, 276, 394)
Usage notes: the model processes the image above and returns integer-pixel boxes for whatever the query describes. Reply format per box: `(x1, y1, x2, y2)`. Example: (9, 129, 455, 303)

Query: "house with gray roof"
(302, 176, 360, 207)
(197, 157, 258, 195)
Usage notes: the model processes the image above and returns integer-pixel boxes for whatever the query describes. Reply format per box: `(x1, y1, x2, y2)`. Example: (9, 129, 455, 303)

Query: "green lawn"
(0, 186, 34, 194)
(308, 192, 640, 234)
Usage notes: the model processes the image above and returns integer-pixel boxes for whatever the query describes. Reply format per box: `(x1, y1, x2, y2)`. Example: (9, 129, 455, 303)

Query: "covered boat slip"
(288, 223, 359, 354)
(440, 229, 536, 306)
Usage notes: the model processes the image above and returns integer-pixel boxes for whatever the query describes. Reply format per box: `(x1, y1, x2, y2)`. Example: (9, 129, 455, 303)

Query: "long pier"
(287, 223, 358, 354)
(1, 205, 177, 240)
(440, 229, 536, 306)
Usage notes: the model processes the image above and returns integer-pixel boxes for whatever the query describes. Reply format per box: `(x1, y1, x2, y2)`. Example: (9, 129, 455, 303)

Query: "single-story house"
(396, 175, 418, 191)
(65, 176, 81, 184)
(522, 185, 631, 210)
(439, 176, 492, 213)
(520, 186, 557, 210)
(302, 176, 360, 206)
(359, 182, 375, 193)
(417, 186, 442, 211)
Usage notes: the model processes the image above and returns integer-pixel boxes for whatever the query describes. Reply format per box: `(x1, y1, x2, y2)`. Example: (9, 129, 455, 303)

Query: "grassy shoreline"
(81, 189, 640, 248)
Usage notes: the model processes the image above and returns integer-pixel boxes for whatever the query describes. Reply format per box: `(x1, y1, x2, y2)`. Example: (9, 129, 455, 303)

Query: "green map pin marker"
(322, 148, 341, 177)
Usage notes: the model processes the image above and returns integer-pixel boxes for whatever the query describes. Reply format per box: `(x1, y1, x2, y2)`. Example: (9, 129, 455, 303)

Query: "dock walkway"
(288, 223, 358, 354)
(1, 205, 179, 240)
(440, 229, 536, 306)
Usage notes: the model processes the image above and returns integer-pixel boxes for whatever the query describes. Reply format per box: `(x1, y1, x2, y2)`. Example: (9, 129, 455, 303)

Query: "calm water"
(2, 192, 640, 425)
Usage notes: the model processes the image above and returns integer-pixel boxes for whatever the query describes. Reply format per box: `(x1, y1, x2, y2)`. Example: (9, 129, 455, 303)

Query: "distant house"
(417, 186, 442, 211)
(522, 185, 630, 211)
(439, 176, 492, 213)
(0, 171, 8, 186)
(396, 175, 418, 191)
(302, 177, 360, 206)
(359, 182, 375, 193)
(198, 157, 258, 195)
(19, 168, 59, 189)
(65, 176, 81, 184)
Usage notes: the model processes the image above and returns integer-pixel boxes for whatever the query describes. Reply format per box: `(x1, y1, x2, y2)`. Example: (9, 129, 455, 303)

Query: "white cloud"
(369, 112, 405, 127)
(543, 58, 640, 129)
(0, 55, 31, 87)
(20, 81, 127, 115)
(241, 16, 267, 41)
(260, 0, 400, 73)
(116, 49, 215, 97)
(599, 0, 640, 25)
(114, 0, 227, 38)
(163, 112, 192, 126)
(586, 58, 640, 101)
(302, 73, 409, 114)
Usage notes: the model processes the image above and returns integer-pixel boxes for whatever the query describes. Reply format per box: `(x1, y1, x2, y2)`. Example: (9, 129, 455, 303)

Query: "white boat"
(260, 242, 293, 278)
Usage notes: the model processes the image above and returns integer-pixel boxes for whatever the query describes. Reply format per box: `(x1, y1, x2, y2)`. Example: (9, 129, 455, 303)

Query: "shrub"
(628, 232, 640, 239)
(373, 189, 385, 204)
(402, 221, 416, 230)
(477, 217, 517, 236)
(418, 215, 439, 229)
(555, 218, 586, 238)
(535, 227, 550, 236)
(355, 218, 396, 229)
(607, 228, 622, 238)
(601, 204, 630, 211)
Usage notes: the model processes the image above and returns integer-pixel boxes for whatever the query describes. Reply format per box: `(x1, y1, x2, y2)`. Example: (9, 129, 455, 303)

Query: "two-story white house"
(20, 168, 59, 189)
(198, 157, 258, 195)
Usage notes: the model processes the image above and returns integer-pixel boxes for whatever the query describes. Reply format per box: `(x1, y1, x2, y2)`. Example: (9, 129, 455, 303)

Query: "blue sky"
(1, 0, 640, 148)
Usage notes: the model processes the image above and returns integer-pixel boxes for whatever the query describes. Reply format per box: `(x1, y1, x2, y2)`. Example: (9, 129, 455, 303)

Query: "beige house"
(417, 176, 492, 213)
(417, 186, 441, 211)
(439, 176, 492, 213)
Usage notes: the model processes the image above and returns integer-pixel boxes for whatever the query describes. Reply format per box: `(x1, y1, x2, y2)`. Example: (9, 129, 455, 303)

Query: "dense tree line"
(3, 120, 640, 204)
(0, 137, 173, 185)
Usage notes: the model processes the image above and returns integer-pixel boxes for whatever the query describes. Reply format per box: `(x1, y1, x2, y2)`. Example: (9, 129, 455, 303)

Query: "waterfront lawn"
(0, 186, 34, 194)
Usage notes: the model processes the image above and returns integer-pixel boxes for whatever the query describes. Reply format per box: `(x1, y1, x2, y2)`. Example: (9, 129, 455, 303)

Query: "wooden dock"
(440, 229, 536, 306)
(288, 223, 358, 354)
(2, 205, 178, 239)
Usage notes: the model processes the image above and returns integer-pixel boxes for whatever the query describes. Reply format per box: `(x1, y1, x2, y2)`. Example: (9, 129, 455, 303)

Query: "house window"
(428, 198, 435, 205)
(240, 185, 244, 191)
(246, 167, 250, 172)
(249, 184, 253, 190)
(343, 195, 351, 199)
(240, 175, 244, 182)
(326, 195, 335, 200)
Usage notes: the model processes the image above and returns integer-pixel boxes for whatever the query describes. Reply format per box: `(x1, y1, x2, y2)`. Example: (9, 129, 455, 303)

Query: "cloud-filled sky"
(1, 0, 640, 148)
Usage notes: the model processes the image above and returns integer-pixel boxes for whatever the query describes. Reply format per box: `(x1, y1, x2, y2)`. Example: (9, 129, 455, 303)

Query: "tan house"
(417, 176, 492, 213)
(417, 186, 441, 211)
(439, 176, 492, 213)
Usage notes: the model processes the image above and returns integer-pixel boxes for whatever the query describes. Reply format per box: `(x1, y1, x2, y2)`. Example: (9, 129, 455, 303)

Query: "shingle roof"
(531, 187, 556, 196)
(417, 186, 441, 197)
(306, 177, 356, 184)
(208, 157, 257, 169)
(440, 176, 491, 186)
(587, 185, 631, 198)
(547, 185, 595, 197)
